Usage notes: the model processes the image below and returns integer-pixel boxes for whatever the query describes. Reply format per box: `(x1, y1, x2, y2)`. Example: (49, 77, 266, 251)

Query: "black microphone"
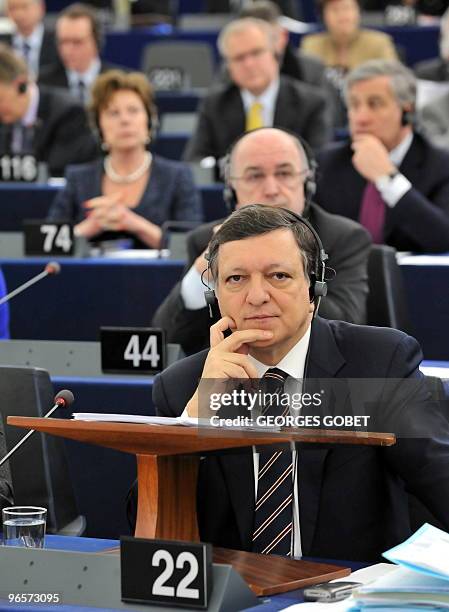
(0, 389, 74, 468)
(0, 261, 61, 307)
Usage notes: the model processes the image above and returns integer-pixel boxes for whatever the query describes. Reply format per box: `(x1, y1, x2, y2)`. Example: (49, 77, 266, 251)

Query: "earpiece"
(17, 80, 27, 95)
(401, 108, 413, 126)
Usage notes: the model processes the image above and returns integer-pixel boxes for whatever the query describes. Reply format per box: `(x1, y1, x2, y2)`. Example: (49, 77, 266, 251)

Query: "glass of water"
(2, 506, 47, 548)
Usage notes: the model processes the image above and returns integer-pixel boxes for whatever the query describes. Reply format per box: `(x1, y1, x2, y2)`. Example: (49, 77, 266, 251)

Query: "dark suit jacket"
(414, 57, 449, 82)
(0, 415, 14, 511)
(0, 29, 58, 73)
(47, 156, 202, 244)
(183, 75, 331, 160)
(154, 317, 449, 561)
(152, 203, 371, 354)
(38, 59, 120, 89)
(315, 133, 449, 252)
(0, 85, 97, 177)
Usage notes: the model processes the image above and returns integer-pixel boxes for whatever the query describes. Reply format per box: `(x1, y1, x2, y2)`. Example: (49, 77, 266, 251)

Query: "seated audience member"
(47, 70, 202, 249)
(315, 60, 449, 253)
(414, 7, 449, 81)
(0, 44, 97, 176)
(301, 0, 398, 72)
(1, 0, 58, 77)
(0, 417, 14, 510)
(183, 17, 331, 161)
(153, 127, 371, 355)
(0, 269, 9, 340)
(419, 88, 449, 149)
(238, 0, 327, 88)
(39, 3, 120, 105)
(153, 204, 449, 561)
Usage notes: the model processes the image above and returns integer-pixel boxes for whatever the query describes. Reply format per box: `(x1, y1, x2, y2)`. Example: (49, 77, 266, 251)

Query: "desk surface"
(0, 535, 365, 612)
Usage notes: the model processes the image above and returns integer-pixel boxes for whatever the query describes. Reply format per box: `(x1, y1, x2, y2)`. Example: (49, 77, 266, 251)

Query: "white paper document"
(71, 413, 198, 426)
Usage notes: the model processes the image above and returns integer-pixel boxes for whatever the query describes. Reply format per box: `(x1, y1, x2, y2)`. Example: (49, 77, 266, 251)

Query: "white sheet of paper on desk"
(72, 413, 196, 426)
(382, 523, 449, 581)
(398, 254, 449, 266)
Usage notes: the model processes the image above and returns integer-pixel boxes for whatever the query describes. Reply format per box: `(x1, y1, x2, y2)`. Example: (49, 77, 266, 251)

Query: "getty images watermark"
(196, 377, 440, 437)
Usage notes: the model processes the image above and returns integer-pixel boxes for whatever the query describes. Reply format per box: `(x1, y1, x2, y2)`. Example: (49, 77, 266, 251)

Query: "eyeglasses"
(229, 168, 311, 189)
(226, 47, 270, 65)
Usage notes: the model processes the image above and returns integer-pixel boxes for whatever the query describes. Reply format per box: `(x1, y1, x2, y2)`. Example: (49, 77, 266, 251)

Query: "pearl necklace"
(104, 152, 152, 184)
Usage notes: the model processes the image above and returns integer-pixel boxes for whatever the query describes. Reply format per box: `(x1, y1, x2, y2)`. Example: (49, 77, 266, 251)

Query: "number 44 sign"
(120, 537, 212, 609)
(100, 327, 166, 375)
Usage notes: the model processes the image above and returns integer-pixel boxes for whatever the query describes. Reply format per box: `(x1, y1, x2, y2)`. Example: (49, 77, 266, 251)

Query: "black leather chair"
(367, 244, 412, 333)
(0, 366, 85, 534)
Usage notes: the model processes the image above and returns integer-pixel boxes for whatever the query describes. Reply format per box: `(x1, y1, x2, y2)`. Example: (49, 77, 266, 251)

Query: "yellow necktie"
(246, 102, 264, 132)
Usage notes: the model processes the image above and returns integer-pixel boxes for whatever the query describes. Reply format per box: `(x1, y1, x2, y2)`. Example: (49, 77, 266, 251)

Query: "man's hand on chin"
(185, 317, 273, 418)
(351, 134, 396, 182)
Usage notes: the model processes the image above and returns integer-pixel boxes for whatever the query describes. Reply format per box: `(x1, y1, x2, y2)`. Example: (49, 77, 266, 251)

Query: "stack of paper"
(352, 523, 449, 610)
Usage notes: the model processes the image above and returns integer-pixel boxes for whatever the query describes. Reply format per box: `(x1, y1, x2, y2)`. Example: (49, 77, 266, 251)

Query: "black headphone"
(17, 80, 27, 94)
(203, 207, 329, 324)
(401, 108, 414, 127)
(221, 128, 318, 213)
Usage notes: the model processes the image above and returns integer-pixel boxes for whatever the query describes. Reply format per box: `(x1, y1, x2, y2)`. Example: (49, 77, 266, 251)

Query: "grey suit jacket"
(419, 90, 449, 149)
(152, 202, 371, 355)
(0, 416, 14, 511)
(183, 75, 331, 161)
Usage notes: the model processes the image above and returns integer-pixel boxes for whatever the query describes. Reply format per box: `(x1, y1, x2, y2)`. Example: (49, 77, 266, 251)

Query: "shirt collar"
(13, 22, 44, 49)
(389, 131, 414, 167)
(67, 57, 101, 86)
(22, 82, 39, 127)
(247, 324, 311, 380)
(241, 76, 280, 112)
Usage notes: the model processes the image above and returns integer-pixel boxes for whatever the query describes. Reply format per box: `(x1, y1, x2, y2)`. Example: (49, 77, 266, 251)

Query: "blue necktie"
(252, 368, 293, 556)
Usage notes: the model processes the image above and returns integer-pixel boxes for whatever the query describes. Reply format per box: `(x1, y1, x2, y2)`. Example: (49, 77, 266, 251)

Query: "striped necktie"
(252, 368, 293, 556)
(246, 102, 264, 132)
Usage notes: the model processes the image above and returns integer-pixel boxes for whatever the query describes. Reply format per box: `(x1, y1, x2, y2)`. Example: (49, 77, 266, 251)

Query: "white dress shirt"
(12, 23, 44, 78)
(180, 325, 312, 557)
(240, 77, 280, 128)
(374, 131, 413, 207)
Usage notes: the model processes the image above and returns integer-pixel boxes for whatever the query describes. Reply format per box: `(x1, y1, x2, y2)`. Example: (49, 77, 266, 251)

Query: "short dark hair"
(316, 0, 360, 17)
(207, 204, 318, 283)
(239, 0, 282, 22)
(58, 2, 102, 49)
(0, 43, 28, 84)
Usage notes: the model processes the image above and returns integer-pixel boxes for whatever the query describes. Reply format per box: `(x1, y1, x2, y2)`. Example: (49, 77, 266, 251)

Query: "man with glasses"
(183, 17, 331, 161)
(38, 3, 118, 104)
(154, 127, 371, 355)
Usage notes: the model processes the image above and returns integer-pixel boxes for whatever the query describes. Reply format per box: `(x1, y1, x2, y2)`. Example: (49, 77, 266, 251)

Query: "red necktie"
(359, 182, 385, 244)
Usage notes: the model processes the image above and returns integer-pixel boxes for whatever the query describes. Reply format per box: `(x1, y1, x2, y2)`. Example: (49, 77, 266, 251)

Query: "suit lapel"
(298, 318, 346, 555)
(219, 449, 255, 550)
(222, 87, 246, 144)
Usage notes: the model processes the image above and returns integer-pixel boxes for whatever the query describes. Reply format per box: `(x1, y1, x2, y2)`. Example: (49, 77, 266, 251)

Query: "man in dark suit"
(153, 127, 371, 355)
(38, 3, 117, 104)
(183, 17, 331, 161)
(414, 7, 449, 81)
(315, 59, 449, 253)
(0, 0, 58, 77)
(0, 44, 97, 177)
(153, 204, 449, 561)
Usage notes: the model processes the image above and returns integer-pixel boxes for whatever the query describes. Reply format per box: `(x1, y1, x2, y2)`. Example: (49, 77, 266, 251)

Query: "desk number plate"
(121, 537, 212, 609)
(0, 154, 38, 182)
(24, 221, 74, 256)
(100, 327, 165, 375)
